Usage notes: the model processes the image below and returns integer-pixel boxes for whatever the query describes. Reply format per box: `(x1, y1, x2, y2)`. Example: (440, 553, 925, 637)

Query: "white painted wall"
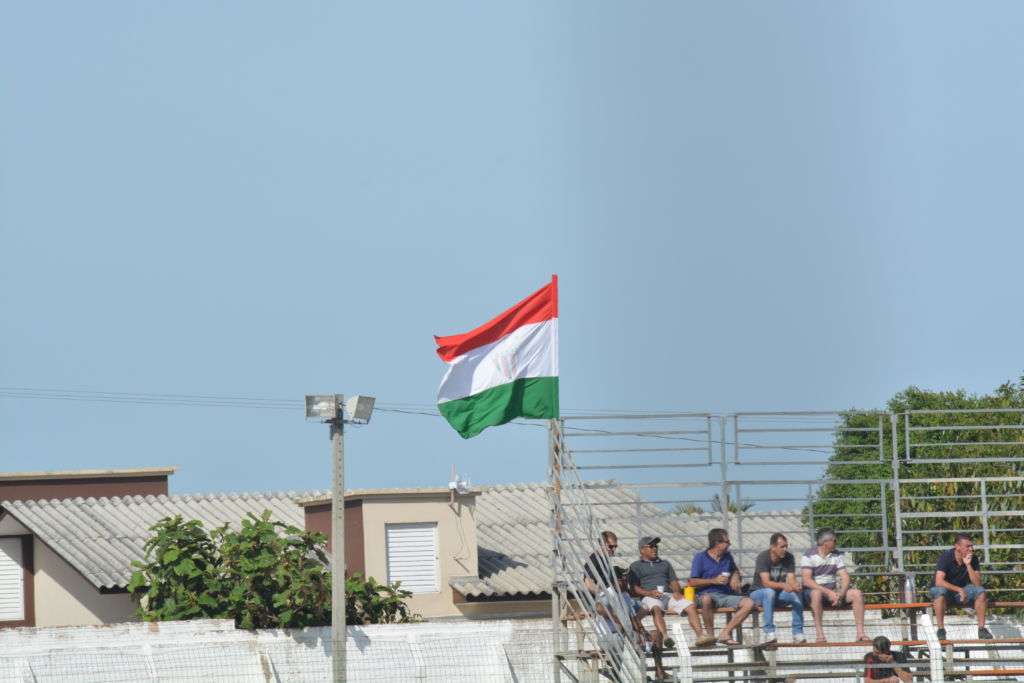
(33, 539, 135, 627)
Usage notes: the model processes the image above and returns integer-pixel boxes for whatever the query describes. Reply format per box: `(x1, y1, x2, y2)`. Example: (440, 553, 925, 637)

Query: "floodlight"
(344, 395, 375, 424)
(305, 394, 341, 421)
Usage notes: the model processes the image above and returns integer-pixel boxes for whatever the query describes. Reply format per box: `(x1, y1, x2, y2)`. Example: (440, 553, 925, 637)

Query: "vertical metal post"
(879, 482, 891, 569)
(891, 413, 904, 572)
(549, 419, 563, 683)
(720, 415, 730, 530)
(807, 484, 816, 546)
(980, 480, 991, 565)
(903, 412, 911, 462)
(330, 416, 346, 683)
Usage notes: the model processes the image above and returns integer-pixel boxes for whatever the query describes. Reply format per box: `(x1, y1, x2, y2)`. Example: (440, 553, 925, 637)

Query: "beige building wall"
(33, 539, 136, 627)
(361, 493, 478, 618)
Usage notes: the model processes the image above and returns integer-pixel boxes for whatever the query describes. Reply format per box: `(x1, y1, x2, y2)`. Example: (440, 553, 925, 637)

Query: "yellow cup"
(683, 586, 696, 602)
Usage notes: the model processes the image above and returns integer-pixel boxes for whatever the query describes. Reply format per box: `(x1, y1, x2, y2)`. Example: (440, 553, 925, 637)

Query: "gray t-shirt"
(753, 550, 795, 589)
(628, 558, 679, 591)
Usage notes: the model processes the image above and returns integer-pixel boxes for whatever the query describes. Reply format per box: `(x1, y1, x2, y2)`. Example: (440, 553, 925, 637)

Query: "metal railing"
(549, 409, 1024, 682)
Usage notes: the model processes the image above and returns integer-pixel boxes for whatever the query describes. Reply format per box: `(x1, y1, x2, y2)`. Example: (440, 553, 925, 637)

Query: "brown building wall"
(304, 500, 364, 577)
(0, 476, 168, 502)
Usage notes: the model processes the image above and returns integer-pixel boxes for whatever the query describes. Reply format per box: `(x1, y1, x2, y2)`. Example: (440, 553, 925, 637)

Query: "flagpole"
(548, 274, 561, 682)
(549, 418, 563, 683)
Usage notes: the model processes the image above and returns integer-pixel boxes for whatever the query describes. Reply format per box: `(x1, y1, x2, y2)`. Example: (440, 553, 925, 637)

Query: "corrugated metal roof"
(453, 482, 807, 599)
(0, 482, 807, 601)
(0, 492, 326, 589)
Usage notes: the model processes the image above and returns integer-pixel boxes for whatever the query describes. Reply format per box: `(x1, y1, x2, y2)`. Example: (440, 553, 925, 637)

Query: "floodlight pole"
(330, 413, 346, 683)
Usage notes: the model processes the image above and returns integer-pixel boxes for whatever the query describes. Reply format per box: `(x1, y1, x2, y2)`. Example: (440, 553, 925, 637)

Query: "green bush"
(127, 511, 417, 627)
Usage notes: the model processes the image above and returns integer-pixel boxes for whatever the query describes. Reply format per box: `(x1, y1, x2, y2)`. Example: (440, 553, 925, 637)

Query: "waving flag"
(435, 276, 559, 438)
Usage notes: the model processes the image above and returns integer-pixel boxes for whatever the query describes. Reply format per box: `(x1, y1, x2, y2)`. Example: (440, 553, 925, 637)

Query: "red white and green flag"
(435, 276, 560, 438)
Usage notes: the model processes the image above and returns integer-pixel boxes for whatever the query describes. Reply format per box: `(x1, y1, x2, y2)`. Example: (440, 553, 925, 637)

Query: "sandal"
(695, 635, 717, 647)
(717, 638, 740, 647)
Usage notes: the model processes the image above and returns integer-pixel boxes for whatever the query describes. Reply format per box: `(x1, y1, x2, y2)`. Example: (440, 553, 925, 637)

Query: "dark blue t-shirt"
(933, 548, 979, 588)
(690, 550, 737, 595)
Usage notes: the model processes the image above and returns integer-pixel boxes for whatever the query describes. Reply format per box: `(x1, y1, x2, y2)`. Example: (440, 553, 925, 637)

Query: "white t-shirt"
(800, 549, 845, 588)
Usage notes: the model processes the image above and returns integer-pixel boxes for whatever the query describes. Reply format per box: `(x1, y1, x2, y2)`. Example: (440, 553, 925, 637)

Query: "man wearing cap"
(628, 536, 716, 651)
(689, 528, 756, 646)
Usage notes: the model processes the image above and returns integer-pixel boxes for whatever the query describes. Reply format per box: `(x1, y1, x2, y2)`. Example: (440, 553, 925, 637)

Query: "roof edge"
(298, 488, 480, 506)
(0, 466, 177, 482)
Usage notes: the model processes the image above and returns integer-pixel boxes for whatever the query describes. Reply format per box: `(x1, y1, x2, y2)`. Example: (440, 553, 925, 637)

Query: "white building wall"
(32, 539, 135, 627)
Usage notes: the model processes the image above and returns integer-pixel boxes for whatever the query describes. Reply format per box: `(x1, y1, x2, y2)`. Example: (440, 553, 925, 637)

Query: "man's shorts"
(928, 584, 986, 605)
(801, 587, 856, 606)
(703, 592, 745, 609)
(640, 594, 693, 615)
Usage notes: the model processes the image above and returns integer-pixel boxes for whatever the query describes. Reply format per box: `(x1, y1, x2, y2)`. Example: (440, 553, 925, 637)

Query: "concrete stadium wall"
(0, 618, 563, 682)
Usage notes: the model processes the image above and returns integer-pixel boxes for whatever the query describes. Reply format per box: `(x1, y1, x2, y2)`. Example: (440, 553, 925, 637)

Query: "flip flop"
(815, 637, 828, 644)
(695, 635, 717, 647)
(717, 638, 740, 647)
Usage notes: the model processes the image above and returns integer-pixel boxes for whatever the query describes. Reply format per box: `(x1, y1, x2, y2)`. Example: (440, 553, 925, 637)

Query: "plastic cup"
(684, 586, 696, 601)
(656, 585, 664, 593)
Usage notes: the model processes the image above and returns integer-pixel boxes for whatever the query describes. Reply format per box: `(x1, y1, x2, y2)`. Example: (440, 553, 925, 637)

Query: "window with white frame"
(385, 522, 439, 594)
(0, 538, 25, 622)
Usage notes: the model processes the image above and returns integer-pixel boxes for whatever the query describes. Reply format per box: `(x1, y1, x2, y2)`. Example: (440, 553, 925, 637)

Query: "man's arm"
(784, 571, 799, 593)
(758, 570, 788, 591)
(837, 568, 851, 594)
(934, 570, 967, 601)
(802, 567, 838, 600)
(966, 554, 983, 587)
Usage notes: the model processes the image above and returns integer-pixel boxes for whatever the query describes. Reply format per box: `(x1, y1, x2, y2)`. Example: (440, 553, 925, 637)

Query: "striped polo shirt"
(800, 548, 845, 588)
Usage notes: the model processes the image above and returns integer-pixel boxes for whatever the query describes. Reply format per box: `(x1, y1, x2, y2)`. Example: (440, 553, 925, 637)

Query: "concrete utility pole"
(330, 415, 346, 683)
(305, 394, 375, 683)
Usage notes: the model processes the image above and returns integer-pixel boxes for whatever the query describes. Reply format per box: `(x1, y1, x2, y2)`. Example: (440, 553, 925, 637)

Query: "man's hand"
(964, 550, 973, 565)
(714, 574, 729, 585)
(785, 579, 800, 593)
(876, 652, 893, 663)
(730, 576, 742, 592)
(956, 587, 967, 602)
(825, 589, 840, 605)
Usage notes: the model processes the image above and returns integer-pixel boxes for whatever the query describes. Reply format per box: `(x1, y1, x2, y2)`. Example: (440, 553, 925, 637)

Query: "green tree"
(808, 376, 1024, 601)
(128, 512, 417, 627)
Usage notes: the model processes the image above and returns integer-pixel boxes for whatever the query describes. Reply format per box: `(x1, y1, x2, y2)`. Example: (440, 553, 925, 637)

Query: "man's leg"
(807, 590, 826, 641)
(777, 590, 804, 637)
(847, 587, 867, 640)
(700, 593, 715, 634)
(719, 597, 755, 642)
(682, 603, 708, 640)
(749, 589, 775, 638)
(971, 587, 988, 630)
(930, 588, 947, 630)
(651, 605, 668, 644)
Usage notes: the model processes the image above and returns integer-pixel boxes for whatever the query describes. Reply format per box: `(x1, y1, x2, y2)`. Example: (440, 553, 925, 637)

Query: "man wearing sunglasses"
(628, 535, 716, 656)
(689, 528, 755, 646)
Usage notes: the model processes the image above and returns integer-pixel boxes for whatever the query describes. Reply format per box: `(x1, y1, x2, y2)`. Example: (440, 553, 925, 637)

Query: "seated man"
(863, 635, 911, 683)
(689, 528, 756, 646)
(583, 531, 631, 630)
(800, 528, 868, 643)
(628, 535, 716, 651)
(929, 533, 992, 640)
(748, 533, 805, 643)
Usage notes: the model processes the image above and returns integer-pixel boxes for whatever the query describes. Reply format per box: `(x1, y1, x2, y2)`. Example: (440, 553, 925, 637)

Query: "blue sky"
(2, 3, 1022, 496)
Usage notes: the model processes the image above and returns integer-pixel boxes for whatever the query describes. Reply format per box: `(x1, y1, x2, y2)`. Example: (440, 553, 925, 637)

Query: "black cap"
(638, 535, 661, 549)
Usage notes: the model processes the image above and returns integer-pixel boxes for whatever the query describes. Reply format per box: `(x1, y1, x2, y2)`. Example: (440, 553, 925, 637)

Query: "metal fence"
(549, 409, 1024, 681)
